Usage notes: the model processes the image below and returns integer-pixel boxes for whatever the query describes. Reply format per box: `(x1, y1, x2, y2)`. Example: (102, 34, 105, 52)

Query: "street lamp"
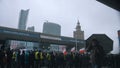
(76, 39, 78, 52)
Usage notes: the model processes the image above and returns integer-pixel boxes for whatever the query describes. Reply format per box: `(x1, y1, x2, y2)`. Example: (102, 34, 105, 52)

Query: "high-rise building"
(73, 20, 84, 40)
(42, 21, 61, 51)
(27, 26, 34, 32)
(43, 21, 61, 36)
(18, 9, 29, 30)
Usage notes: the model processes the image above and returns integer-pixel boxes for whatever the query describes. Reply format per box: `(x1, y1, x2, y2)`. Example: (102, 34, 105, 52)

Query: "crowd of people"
(0, 39, 120, 68)
(0, 48, 91, 68)
(0, 48, 120, 68)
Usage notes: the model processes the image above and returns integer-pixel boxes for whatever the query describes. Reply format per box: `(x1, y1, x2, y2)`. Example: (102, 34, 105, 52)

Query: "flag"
(63, 48, 67, 55)
(79, 48, 85, 54)
(71, 47, 75, 52)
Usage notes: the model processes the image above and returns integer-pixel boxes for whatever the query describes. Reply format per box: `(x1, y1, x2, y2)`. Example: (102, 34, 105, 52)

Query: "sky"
(0, 0, 120, 53)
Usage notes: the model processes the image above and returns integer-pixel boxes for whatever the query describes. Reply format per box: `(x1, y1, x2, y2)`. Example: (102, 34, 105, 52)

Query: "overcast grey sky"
(0, 0, 120, 53)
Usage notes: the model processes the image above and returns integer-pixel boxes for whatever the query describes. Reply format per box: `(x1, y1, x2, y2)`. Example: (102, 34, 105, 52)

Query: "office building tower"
(43, 21, 61, 36)
(27, 26, 34, 32)
(18, 9, 29, 30)
(42, 21, 61, 51)
(73, 20, 84, 40)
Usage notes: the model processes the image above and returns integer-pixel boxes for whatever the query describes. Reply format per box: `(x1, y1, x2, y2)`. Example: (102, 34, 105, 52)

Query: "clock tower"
(73, 20, 84, 40)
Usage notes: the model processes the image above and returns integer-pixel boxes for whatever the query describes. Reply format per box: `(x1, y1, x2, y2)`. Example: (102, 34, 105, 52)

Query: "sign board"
(50, 44, 59, 51)
(50, 44, 66, 52)
(61, 37, 85, 44)
(59, 45, 66, 52)
(40, 34, 61, 40)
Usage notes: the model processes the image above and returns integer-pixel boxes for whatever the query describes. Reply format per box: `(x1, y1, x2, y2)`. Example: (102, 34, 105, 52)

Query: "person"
(11, 50, 17, 68)
(24, 50, 30, 68)
(34, 50, 39, 68)
(6, 48, 12, 68)
(29, 50, 34, 68)
(46, 52, 51, 68)
(86, 39, 105, 68)
(21, 50, 25, 68)
(17, 50, 21, 68)
(39, 51, 44, 68)
(0, 50, 6, 68)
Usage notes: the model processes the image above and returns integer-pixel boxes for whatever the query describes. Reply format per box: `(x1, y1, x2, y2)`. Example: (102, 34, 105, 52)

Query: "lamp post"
(76, 39, 78, 52)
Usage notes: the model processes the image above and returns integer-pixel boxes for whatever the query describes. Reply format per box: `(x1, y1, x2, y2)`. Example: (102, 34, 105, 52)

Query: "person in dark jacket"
(0, 50, 6, 68)
(21, 50, 25, 68)
(6, 48, 12, 68)
(17, 50, 21, 68)
(29, 51, 34, 68)
(24, 51, 29, 68)
(86, 39, 105, 68)
(50, 52, 55, 68)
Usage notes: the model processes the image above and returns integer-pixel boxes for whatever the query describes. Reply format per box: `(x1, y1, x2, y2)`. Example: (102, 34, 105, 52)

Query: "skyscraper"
(73, 20, 84, 40)
(43, 21, 61, 36)
(42, 21, 61, 51)
(27, 26, 34, 32)
(18, 9, 29, 30)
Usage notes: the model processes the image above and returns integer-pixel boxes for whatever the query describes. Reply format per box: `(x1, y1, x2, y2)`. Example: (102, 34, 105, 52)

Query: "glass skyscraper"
(42, 21, 61, 51)
(18, 9, 29, 30)
(43, 21, 61, 36)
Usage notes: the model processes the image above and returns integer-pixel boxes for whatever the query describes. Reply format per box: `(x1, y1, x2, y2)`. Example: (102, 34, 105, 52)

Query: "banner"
(50, 44, 59, 51)
(79, 48, 85, 54)
(63, 48, 67, 55)
(59, 45, 66, 52)
(71, 47, 75, 52)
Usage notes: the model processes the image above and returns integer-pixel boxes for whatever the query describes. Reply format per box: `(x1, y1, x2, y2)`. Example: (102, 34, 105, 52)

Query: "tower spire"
(73, 20, 84, 40)
(76, 20, 81, 31)
(77, 20, 80, 25)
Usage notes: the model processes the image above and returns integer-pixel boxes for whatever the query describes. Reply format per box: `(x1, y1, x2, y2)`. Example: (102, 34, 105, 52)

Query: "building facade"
(42, 21, 61, 51)
(0, 26, 85, 51)
(73, 20, 84, 40)
(18, 9, 29, 30)
(26, 26, 35, 50)
(43, 21, 61, 36)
